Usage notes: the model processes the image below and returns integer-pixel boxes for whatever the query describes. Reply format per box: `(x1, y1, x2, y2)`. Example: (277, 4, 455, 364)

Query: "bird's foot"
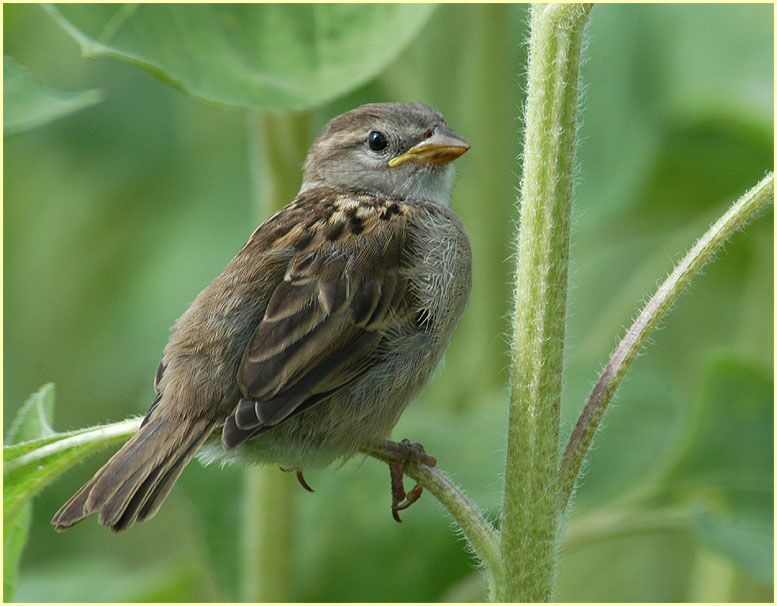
(380, 438, 437, 467)
(279, 466, 315, 493)
(381, 439, 436, 523)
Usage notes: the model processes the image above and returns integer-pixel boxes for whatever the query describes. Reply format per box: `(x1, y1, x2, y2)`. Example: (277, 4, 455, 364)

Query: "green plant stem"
(498, 4, 591, 602)
(366, 444, 503, 596)
(241, 110, 312, 603)
(687, 549, 736, 602)
(247, 110, 313, 217)
(239, 469, 298, 602)
(558, 172, 774, 509)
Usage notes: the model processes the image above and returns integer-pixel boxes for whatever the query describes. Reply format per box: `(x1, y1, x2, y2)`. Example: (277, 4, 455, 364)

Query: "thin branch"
(559, 172, 774, 509)
(366, 444, 504, 596)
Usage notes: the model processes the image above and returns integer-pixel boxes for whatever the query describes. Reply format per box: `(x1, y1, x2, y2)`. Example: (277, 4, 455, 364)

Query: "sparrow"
(52, 102, 472, 532)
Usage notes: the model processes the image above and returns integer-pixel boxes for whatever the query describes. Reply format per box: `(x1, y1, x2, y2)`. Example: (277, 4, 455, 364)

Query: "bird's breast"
(405, 203, 472, 339)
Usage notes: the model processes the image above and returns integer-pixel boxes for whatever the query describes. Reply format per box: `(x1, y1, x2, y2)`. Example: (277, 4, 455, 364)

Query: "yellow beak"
(388, 131, 470, 168)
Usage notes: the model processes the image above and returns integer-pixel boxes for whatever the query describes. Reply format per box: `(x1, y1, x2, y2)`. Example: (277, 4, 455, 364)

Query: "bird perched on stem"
(52, 102, 472, 531)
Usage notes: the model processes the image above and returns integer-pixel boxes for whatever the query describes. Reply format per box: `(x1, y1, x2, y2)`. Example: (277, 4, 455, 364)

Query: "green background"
(4, 3, 773, 602)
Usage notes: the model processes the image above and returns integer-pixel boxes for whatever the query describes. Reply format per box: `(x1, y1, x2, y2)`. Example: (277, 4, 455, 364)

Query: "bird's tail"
(51, 413, 214, 532)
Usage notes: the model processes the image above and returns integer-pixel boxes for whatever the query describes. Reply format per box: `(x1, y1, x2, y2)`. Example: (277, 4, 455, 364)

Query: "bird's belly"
(198, 328, 438, 469)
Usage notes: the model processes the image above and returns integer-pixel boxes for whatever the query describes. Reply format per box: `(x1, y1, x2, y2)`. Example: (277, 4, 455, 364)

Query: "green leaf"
(663, 356, 773, 583)
(2, 413, 138, 600)
(14, 556, 213, 602)
(44, 4, 437, 111)
(5, 383, 56, 445)
(3, 416, 140, 527)
(4, 55, 102, 136)
(4, 503, 31, 601)
(3, 385, 58, 602)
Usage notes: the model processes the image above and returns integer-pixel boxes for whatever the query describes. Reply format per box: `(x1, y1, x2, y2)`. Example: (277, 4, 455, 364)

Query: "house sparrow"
(52, 102, 472, 532)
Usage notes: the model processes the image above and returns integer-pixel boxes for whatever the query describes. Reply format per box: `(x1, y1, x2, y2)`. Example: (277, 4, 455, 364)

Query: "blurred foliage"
(44, 4, 436, 111)
(3, 385, 56, 601)
(3, 385, 139, 563)
(4, 55, 102, 136)
(3, 3, 773, 602)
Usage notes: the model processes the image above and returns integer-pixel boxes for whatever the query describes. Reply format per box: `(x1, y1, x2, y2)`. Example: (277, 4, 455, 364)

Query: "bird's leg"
(389, 460, 407, 523)
(279, 466, 315, 493)
(380, 438, 436, 523)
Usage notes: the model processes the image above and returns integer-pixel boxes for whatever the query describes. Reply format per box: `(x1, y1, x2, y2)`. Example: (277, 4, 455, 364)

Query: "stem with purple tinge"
(559, 172, 774, 510)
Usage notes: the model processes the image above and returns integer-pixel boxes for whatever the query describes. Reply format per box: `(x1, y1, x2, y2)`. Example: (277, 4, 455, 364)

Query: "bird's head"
(301, 102, 470, 206)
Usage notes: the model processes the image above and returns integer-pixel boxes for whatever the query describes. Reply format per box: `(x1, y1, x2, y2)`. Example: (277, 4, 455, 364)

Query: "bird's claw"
(296, 469, 315, 493)
(279, 466, 315, 493)
(385, 439, 436, 523)
(392, 483, 423, 522)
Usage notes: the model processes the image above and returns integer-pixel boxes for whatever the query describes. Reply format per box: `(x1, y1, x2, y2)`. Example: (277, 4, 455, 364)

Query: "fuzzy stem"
(241, 110, 312, 602)
(559, 173, 774, 509)
(366, 444, 503, 597)
(498, 4, 591, 602)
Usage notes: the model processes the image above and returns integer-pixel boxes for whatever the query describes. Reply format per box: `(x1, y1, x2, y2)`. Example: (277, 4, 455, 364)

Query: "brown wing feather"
(222, 192, 413, 450)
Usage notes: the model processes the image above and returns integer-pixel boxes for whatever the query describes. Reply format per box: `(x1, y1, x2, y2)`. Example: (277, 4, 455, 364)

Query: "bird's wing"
(222, 191, 415, 449)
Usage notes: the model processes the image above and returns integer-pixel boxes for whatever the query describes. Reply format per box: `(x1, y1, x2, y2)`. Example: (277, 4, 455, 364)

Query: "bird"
(52, 102, 472, 532)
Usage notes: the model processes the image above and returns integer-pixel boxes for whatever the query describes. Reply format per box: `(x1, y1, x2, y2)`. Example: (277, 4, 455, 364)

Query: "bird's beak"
(388, 130, 470, 168)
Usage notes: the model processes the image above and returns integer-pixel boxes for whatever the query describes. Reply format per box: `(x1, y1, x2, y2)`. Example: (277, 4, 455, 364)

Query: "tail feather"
(88, 422, 173, 525)
(137, 426, 211, 522)
(111, 420, 212, 531)
(52, 415, 213, 532)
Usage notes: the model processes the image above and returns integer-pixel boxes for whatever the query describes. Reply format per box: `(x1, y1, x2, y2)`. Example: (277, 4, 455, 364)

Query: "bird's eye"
(368, 130, 388, 152)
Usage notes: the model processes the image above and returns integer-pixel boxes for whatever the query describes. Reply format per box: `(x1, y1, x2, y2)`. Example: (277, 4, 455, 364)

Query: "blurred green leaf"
(5, 383, 56, 445)
(3, 413, 139, 528)
(3, 55, 102, 136)
(558, 529, 698, 601)
(14, 556, 213, 602)
(558, 357, 773, 599)
(3, 385, 57, 601)
(4, 498, 32, 601)
(44, 4, 436, 111)
(663, 356, 773, 583)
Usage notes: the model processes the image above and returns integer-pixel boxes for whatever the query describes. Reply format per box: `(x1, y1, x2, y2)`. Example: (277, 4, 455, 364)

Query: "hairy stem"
(366, 443, 503, 596)
(499, 4, 591, 602)
(559, 173, 774, 509)
(241, 110, 312, 602)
